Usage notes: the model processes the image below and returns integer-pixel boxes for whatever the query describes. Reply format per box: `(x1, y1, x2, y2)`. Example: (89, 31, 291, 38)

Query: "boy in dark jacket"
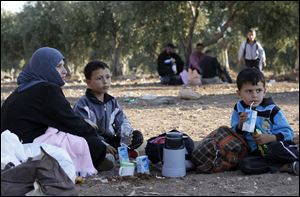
(73, 60, 144, 166)
(157, 43, 185, 85)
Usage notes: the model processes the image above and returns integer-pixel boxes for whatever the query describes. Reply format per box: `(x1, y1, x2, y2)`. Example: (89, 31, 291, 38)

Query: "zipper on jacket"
(104, 104, 107, 136)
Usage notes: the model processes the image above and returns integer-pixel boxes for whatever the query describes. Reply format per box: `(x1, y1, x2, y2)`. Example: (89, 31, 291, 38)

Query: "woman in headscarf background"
(1, 47, 113, 173)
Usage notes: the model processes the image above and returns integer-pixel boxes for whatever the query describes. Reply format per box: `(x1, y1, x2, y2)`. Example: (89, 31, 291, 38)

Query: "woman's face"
(55, 60, 67, 81)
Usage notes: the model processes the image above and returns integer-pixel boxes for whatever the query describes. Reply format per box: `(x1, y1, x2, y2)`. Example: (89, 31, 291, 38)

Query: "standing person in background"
(157, 43, 185, 85)
(238, 28, 266, 71)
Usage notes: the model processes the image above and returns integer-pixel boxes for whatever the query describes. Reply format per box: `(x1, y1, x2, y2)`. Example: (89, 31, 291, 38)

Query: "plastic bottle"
(172, 64, 177, 74)
(120, 122, 132, 147)
(252, 129, 269, 158)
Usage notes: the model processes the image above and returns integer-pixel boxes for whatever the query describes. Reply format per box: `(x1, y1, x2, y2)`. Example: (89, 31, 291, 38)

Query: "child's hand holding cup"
(242, 102, 257, 133)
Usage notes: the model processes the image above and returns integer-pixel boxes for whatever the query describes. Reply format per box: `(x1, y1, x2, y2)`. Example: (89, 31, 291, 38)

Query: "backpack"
(145, 129, 194, 164)
(191, 126, 249, 173)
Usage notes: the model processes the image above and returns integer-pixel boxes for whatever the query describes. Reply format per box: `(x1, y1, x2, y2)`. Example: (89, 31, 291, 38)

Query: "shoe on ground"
(96, 157, 114, 171)
(290, 161, 299, 175)
(105, 153, 116, 165)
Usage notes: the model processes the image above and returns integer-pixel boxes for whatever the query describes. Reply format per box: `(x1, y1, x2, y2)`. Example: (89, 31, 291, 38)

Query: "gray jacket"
(73, 89, 132, 140)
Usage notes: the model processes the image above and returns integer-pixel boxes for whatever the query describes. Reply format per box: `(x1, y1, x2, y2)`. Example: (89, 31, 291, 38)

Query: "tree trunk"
(111, 44, 122, 76)
(222, 48, 230, 70)
(295, 38, 299, 71)
(176, 2, 200, 67)
(110, 30, 123, 76)
(121, 56, 130, 75)
(202, 3, 238, 47)
(184, 1, 200, 66)
(111, 45, 122, 76)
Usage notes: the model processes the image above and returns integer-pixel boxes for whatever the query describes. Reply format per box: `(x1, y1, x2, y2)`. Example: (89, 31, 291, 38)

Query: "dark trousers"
(240, 141, 299, 175)
(105, 130, 144, 150)
(160, 75, 183, 85)
(84, 135, 107, 167)
(245, 59, 260, 70)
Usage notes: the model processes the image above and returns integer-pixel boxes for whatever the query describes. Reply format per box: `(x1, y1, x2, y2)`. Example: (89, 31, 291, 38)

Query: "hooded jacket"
(231, 97, 294, 152)
(73, 89, 132, 140)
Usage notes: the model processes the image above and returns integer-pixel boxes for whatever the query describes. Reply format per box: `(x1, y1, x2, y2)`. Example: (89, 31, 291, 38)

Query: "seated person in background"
(187, 43, 205, 86)
(188, 43, 205, 71)
(199, 50, 223, 85)
(157, 43, 185, 85)
(73, 60, 144, 163)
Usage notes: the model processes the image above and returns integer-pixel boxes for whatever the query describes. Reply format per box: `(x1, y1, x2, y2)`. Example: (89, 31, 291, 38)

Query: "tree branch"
(203, 3, 238, 47)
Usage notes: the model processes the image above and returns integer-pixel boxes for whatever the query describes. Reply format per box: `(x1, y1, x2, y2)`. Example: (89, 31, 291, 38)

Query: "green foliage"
(1, 1, 299, 75)
(1, 9, 23, 70)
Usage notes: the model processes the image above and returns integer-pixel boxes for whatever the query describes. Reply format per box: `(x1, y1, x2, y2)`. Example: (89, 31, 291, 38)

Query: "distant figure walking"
(238, 28, 266, 71)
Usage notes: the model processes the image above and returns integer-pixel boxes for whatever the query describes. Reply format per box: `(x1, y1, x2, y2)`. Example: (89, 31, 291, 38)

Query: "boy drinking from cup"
(231, 68, 298, 175)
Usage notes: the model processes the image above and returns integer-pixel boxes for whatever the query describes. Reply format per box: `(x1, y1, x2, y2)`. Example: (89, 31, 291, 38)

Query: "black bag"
(145, 129, 194, 164)
(218, 66, 232, 83)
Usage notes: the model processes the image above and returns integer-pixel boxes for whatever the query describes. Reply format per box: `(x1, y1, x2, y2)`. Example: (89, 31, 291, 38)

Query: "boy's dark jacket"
(73, 88, 132, 139)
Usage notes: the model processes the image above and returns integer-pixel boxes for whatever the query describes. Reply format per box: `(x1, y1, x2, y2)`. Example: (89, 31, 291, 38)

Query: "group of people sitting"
(157, 42, 230, 86)
(157, 28, 267, 86)
(1, 46, 298, 181)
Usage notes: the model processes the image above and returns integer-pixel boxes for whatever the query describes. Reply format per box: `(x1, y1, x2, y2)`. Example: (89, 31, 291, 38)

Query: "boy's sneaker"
(128, 150, 139, 159)
(96, 156, 115, 171)
(106, 153, 116, 165)
(283, 161, 299, 175)
(290, 161, 299, 175)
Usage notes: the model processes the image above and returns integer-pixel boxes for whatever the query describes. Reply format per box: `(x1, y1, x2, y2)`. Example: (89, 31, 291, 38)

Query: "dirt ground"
(1, 75, 299, 196)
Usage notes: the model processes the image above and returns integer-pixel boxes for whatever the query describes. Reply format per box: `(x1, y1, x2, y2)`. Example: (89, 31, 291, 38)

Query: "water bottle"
(120, 122, 133, 147)
(172, 64, 177, 74)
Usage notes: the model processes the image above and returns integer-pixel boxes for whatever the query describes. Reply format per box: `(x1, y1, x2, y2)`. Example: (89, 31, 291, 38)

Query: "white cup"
(242, 109, 257, 133)
(119, 162, 135, 177)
